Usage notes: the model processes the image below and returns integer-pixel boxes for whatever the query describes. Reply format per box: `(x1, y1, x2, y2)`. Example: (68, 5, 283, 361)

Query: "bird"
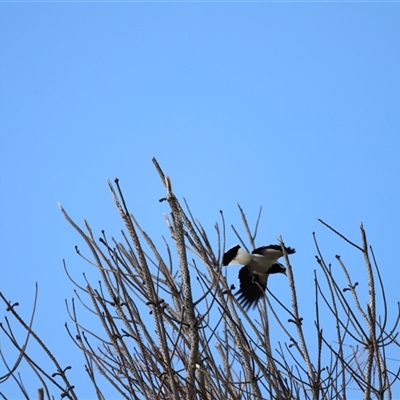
(222, 244, 295, 310)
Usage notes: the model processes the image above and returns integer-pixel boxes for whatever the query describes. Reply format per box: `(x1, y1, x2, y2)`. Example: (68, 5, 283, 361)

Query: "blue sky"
(1, 2, 400, 398)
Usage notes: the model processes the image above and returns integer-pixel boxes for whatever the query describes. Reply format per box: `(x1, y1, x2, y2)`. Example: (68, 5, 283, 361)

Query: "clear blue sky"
(1, 2, 399, 398)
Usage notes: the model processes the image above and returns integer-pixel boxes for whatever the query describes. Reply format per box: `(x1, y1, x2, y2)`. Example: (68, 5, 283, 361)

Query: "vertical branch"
(164, 176, 199, 400)
(361, 223, 379, 399)
(279, 237, 316, 395)
(109, 179, 180, 400)
(313, 232, 347, 399)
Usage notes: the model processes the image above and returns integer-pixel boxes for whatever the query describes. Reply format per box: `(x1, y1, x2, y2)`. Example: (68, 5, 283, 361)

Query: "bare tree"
(1, 158, 399, 400)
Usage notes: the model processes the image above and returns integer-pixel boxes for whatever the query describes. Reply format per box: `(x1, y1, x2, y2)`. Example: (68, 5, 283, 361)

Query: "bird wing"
(236, 265, 268, 310)
(252, 245, 296, 261)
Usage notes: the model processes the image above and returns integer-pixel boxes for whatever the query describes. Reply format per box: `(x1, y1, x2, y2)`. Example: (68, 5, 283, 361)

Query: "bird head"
(268, 263, 286, 275)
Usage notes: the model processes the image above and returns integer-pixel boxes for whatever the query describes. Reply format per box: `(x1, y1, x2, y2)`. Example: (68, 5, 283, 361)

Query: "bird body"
(222, 244, 295, 310)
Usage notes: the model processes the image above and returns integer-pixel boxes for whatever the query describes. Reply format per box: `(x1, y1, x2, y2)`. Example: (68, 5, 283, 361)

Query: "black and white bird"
(222, 244, 295, 310)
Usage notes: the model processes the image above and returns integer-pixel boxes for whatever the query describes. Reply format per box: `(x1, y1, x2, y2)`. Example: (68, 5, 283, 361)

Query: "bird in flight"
(222, 244, 295, 310)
